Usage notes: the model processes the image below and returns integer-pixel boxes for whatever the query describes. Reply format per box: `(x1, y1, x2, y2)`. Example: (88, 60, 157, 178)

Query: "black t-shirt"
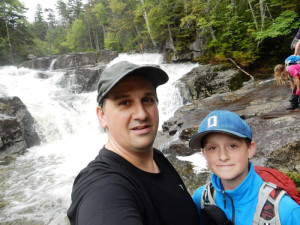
(67, 147, 200, 225)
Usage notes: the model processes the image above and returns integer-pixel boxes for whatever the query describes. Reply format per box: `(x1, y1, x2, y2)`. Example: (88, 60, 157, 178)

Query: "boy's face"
(202, 132, 256, 190)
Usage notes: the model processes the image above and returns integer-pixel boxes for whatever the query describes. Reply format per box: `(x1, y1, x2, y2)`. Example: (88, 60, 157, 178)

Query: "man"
(67, 61, 200, 225)
(292, 28, 300, 55)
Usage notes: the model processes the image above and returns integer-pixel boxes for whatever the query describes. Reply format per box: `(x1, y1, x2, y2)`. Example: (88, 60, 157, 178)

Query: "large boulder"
(177, 64, 249, 104)
(18, 50, 118, 71)
(18, 56, 57, 71)
(0, 97, 40, 152)
(97, 49, 119, 63)
(57, 64, 106, 93)
(52, 52, 97, 70)
(0, 114, 27, 158)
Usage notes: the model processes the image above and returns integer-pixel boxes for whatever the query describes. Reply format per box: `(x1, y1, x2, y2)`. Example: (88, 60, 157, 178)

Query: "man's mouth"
(132, 125, 150, 130)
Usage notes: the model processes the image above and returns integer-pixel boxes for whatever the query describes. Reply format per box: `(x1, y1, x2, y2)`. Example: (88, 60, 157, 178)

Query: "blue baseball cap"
(189, 110, 252, 149)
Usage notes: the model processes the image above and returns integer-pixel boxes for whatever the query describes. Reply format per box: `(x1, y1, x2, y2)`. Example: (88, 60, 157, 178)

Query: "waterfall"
(0, 54, 199, 224)
(49, 58, 57, 71)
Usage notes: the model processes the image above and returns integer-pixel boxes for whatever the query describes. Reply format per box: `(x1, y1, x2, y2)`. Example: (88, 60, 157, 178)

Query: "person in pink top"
(274, 62, 300, 110)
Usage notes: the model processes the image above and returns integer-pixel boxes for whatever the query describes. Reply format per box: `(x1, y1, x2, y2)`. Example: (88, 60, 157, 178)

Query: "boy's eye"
(205, 146, 218, 151)
(228, 144, 238, 150)
(119, 100, 129, 106)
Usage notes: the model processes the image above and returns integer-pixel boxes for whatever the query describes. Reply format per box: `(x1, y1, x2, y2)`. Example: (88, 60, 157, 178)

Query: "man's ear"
(96, 106, 107, 129)
(248, 141, 256, 159)
(201, 148, 207, 160)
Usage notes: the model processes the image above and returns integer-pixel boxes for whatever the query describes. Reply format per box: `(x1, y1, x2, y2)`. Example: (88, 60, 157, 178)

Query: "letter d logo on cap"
(207, 116, 217, 128)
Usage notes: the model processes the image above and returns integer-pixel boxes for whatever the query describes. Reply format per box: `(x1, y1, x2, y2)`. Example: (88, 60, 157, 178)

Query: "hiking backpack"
(285, 55, 300, 72)
(200, 166, 300, 225)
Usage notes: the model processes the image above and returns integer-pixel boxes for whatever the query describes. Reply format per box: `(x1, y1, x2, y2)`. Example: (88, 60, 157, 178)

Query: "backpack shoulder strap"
(201, 182, 216, 209)
(253, 182, 286, 225)
(201, 205, 233, 225)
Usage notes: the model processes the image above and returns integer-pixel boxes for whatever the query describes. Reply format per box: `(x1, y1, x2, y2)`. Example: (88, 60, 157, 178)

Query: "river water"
(0, 53, 206, 224)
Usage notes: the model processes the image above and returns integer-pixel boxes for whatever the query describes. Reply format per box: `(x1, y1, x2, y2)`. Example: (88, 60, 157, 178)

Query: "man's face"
(97, 75, 159, 154)
(202, 133, 255, 190)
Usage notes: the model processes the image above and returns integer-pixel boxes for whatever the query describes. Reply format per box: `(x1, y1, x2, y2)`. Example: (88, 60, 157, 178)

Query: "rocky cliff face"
(155, 64, 300, 175)
(18, 50, 118, 71)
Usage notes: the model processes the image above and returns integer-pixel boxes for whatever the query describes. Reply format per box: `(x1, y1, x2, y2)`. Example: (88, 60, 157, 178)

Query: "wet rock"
(97, 49, 118, 63)
(52, 52, 97, 70)
(18, 56, 57, 71)
(57, 64, 106, 93)
(18, 50, 118, 71)
(0, 97, 40, 151)
(36, 72, 52, 79)
(0, 114, 26, 158)
(177, 64, 249, 104)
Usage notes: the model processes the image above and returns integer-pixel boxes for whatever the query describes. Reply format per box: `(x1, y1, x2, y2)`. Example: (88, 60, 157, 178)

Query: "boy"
(189, 110, 300, 225)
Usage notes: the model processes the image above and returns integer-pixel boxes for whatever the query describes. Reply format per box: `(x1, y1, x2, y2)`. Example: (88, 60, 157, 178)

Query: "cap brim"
(189, 129, 249, 149)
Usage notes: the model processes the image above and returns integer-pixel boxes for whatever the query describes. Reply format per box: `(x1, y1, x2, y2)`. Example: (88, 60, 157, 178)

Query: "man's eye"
(142, 97, 155, 103)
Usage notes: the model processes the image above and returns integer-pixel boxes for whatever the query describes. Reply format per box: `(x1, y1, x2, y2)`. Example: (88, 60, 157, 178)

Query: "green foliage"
(255, 11, 300, 44)
(104, 32, 120, 51)
(1, 0, 300, 68)
(63, 18, 90, 52)
(285, 172, 300, 186)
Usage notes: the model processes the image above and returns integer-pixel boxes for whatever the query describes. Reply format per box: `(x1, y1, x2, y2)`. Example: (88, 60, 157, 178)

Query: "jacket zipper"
(222, 190, 235, 225)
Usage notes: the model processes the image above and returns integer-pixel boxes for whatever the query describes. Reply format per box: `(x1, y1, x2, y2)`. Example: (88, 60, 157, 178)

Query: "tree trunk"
(85, 13, 93, 49)
(101, 22, 106, 39)
(184, 0, 188, 14)
(248, 0, 259, 31)
(259, 0, 265, 31)
(167, 23, 176, 53)
(206, 0, 216, 41)
(5, 19, 14, 64)
(139, 0, 157, 48)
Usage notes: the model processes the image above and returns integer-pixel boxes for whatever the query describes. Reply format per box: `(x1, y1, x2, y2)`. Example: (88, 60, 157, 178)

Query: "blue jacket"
(193, 163, 300, 225)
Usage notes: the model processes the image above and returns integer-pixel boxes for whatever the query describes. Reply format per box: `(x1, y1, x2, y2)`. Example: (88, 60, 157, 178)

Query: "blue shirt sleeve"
(279, 194, 300, 225)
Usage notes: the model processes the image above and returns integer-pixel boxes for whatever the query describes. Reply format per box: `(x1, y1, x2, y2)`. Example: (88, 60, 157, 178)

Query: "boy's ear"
(247, 141, 256, 159)
(96, 106, 107, 129)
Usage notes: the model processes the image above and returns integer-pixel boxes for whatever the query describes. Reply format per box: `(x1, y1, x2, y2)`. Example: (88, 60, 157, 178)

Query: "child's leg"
(294, 76, 300, 95)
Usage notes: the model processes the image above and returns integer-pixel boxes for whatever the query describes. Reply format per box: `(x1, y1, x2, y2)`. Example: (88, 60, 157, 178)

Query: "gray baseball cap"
(97, 61, 169, 104)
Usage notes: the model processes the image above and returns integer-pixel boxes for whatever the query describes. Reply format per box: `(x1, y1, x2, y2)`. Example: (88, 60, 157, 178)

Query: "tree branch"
(227, 58, 254, 80)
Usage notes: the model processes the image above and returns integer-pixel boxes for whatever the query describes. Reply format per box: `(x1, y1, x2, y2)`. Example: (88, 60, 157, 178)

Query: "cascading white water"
(0, 54, 201, 224)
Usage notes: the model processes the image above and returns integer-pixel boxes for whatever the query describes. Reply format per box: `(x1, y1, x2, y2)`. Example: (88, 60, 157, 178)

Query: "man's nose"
(132, 102, 148, 120)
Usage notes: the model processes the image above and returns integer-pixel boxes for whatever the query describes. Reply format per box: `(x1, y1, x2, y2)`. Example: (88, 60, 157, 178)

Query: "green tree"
(0, 0, 33, 65)
(63, 18, 91, 52)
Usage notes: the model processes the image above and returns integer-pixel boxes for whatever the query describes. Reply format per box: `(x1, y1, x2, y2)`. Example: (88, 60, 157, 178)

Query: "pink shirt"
(288, 64, 300, 78)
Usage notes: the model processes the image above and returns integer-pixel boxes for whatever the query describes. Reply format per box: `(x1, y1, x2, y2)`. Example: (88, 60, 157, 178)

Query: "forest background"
(1, 0, 300, 73)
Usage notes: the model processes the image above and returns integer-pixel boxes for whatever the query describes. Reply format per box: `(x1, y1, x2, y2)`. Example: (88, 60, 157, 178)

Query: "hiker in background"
(274, 55, 300, 110)
(189, 110, 300, 225)
(292, 28, 300, 55)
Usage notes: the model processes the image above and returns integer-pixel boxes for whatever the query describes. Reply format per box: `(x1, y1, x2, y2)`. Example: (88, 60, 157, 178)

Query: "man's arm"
(76, 184, 143, 225)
